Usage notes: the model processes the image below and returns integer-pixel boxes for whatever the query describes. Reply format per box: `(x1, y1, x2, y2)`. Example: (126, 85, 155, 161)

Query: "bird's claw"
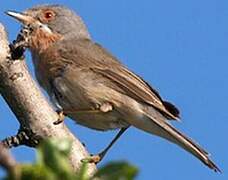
(81, 154, 102, 164)
(53, 110, 65, 125)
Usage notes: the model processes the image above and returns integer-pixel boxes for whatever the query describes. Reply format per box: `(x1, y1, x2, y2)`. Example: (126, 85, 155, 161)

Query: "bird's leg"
(54, 102, 113, 125)
(50, 88, 66, 125)
(82, 127, 129, 164)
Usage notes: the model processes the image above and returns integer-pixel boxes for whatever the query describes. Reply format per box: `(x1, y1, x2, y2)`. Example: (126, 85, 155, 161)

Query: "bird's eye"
(44, 11, 55, 20)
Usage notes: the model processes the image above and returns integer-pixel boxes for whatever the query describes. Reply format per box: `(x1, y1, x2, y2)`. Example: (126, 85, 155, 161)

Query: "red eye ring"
(44, 11, 54, 19)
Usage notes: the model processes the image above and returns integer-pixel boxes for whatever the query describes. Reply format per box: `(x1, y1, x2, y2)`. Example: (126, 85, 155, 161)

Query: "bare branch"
(0, 23, 97, 175)
(0, 143, 17, 173)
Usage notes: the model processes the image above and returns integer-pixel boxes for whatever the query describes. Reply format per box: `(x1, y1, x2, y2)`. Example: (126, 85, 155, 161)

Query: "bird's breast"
(31, 46, 67, 93)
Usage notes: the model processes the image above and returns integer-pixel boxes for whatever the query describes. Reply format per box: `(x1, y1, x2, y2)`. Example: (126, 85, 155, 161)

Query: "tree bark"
(0, 143, 17, 173)
(0, 23, 97, 175)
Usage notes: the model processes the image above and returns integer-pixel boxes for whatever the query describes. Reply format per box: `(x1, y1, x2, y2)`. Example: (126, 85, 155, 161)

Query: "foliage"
(4, 139, 138, 180)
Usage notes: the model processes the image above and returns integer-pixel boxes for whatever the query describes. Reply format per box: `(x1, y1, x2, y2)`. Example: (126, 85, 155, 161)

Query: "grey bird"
(6, 4, 220, 172)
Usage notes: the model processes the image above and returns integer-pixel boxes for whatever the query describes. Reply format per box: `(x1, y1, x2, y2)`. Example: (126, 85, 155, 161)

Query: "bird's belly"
(68, 111, 129, 131)
(52, 75, 129, 131)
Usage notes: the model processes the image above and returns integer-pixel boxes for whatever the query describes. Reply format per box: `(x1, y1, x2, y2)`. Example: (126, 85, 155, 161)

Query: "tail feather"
(163, 120, 220, 172)
(131, 109, 220, 172)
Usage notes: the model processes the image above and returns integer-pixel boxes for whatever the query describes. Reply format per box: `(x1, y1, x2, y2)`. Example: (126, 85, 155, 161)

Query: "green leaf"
(19, 164, 55, 180)
(94, 161, 138, 180)
(4, 138, 138, 180)
(37, 138, 75, 179)
(75, 162, 89, 180)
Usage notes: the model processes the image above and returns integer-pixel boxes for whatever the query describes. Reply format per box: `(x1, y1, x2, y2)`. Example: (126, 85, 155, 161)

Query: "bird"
(6, 4, 220, 172)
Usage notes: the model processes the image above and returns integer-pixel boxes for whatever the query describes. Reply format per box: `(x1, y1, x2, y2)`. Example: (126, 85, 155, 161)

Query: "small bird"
(6, 4, 220, 172)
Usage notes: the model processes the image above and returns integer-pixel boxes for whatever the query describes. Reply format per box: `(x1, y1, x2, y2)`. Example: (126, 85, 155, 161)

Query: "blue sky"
(0, 1, 227, 179)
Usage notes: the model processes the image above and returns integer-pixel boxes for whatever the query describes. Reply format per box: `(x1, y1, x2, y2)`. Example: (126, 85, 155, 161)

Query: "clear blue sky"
(0, 1, 227, 179)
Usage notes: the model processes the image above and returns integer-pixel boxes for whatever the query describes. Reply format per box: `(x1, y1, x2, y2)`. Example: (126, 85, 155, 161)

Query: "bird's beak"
(5, 11, 36, 25)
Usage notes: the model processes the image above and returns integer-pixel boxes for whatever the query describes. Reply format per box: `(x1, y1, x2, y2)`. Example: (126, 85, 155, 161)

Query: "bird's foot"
(81, 152, 105, 164)
(53, 110, 65, 125)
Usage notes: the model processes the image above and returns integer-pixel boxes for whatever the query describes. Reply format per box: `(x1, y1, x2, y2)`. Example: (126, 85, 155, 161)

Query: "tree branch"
(0, 143, 17, 173)
(0, 23, 97, 175)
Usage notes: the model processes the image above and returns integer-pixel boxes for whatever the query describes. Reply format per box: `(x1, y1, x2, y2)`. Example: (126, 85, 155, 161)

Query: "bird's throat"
(29, 28, 62, 53)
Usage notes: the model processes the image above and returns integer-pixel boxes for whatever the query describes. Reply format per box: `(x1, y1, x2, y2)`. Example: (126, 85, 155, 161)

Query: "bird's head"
(6, 5, 90, 52)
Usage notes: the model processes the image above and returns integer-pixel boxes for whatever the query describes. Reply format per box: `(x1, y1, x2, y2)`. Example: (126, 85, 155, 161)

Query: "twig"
(0, 143, 17, 173)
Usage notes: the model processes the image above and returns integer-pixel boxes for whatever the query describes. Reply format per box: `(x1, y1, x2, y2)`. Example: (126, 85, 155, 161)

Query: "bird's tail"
(129, 108, 220, 172)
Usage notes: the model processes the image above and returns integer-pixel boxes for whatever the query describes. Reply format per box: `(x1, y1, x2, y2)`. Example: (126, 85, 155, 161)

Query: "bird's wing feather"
(92, 67, 179, 120)
(57, 38, 180, 119)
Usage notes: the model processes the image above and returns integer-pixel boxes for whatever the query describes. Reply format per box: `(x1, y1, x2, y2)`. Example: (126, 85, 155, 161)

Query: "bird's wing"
(58, 38, 180, 120)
